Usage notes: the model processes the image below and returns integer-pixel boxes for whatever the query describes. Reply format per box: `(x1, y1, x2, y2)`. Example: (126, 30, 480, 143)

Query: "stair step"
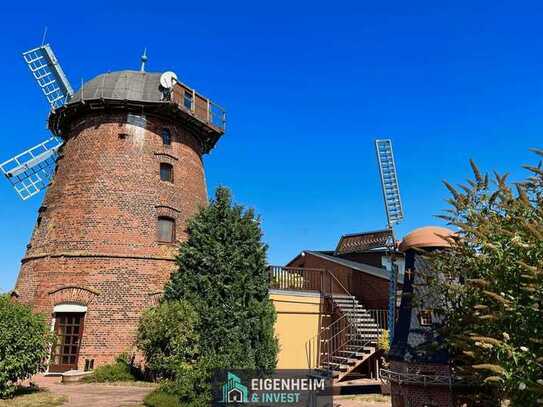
(341, 312, 373, 317)
(345, 346, 376, 352)
(337, 350, 367, 357)
(335, 304, 367, 310)
(332, 294, 356, 298)
(307, 370, 334, 379)
(347, 333, 379, 338)
(333, 300, 360, 305)
(329, 356, 357, 365)
(322, 362, 348, 371)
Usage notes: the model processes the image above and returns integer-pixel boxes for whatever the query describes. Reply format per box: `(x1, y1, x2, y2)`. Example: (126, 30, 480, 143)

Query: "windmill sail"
(0, 137, 63, 200)
(22, 44, 73, 110)
(375, 139, 404, 344)
(375, 139, 404, 227)
(1, 43, 73, 201)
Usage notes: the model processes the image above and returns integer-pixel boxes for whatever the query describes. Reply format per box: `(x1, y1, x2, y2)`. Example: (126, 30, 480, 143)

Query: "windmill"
(0, 43, 73, 200)
(375, 139, 404, 342)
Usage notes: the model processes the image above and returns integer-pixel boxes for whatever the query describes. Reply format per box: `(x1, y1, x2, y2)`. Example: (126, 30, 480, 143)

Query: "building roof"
(49, 70, 225, 154)
(398, 226, 454, 252)
(303, 250, 402, 282)
(335, 229, 394, 255)
(68, 71, 164, 105)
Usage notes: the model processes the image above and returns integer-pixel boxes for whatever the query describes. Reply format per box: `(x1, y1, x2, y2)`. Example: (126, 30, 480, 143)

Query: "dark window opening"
(160, 163, 173, 183)
(183, 91, 193, 110)
(162, 128, 172, 145)
(158, 217, 175, 243)
(418, 310, 433, 326)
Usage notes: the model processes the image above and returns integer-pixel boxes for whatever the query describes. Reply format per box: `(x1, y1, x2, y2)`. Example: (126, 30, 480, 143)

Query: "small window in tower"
(127, 113, 146, 128)
(162, 128, 172, 145)
(160, 163, 173, 183)
(158, 217, 175, 243)
(418, 309, 433, 326)
(183, 90, 193, 111)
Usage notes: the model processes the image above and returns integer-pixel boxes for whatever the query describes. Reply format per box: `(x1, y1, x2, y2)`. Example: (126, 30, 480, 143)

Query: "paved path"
(31, 375, 155, 407)
(30, 375, 389, 407)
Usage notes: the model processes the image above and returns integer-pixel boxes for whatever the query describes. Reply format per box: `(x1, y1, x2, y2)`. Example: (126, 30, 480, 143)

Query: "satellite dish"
(160, 71, 178, 89)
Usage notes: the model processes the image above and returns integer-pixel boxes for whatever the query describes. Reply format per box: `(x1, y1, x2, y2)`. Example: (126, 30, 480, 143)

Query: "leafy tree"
(0, 295, 53, 398)
(164, 187, 278, 371)
(427, 154, 543, 405)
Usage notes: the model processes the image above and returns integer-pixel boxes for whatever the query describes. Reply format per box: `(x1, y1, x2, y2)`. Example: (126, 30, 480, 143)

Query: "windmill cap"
(399, 226, 455, 252)
(67, 70, 164, 105)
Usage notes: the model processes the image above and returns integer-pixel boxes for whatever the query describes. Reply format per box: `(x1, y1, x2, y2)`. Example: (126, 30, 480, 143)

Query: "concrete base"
(61, 370, 94, 384)
(43, 372, 63, 377)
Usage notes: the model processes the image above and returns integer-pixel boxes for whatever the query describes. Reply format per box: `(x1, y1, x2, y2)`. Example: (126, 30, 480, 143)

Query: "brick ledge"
(22, 252, 176, 262)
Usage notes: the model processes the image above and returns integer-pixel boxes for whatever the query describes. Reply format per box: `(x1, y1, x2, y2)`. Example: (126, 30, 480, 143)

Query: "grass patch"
(0, 387, 66, 407)
(143, 390, 182, 407)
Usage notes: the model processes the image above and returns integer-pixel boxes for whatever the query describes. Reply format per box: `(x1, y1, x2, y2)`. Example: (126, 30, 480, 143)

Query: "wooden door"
(49, 312, 85, 372)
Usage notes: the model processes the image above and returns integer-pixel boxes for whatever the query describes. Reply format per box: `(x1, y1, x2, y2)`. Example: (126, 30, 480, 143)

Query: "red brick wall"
(289, 253, 391, 309)
(15, 111, 208, 369)
(389, 361, 453, 407)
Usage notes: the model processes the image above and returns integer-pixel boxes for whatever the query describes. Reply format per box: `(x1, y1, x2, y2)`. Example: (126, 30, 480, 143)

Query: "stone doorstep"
(60, 370, 94, 384)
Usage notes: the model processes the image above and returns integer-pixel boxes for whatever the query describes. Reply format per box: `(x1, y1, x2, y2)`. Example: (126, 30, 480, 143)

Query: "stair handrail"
(324, 269, 352, 298)
(321, 269, 356, 323)
(319, 271, 384, 377)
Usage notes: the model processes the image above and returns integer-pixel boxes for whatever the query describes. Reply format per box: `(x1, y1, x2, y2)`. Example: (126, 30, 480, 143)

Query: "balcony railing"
(267, 266, 323, 291)
(170, 83, 226, 131)
(267, 265, 359, 296)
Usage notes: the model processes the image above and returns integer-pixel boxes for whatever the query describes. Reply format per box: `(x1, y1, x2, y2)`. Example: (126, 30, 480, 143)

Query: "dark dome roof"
(68, 70, 164, 105)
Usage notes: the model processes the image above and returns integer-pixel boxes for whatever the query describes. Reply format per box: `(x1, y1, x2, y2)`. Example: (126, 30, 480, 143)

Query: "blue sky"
(0, 1, 541, 292)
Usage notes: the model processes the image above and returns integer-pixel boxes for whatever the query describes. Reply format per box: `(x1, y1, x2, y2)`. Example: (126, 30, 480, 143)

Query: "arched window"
(158, 217, 175, 243)
(160, 163, 173, 183)
(161, 128, 172, 145)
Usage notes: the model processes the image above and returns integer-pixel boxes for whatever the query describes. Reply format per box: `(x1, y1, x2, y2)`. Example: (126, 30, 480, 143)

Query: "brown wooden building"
(269, 229, 404, 381)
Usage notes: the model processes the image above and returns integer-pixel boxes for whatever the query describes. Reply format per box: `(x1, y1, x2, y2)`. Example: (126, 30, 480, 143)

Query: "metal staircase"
(318, 295, 383, 383)
(267, 265, 386, 383)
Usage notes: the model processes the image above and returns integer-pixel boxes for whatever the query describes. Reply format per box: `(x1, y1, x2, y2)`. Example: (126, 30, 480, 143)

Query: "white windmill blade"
(375, 139, 404, 227)
(22, 44, 73, 110)
(0, 137, 63, 200)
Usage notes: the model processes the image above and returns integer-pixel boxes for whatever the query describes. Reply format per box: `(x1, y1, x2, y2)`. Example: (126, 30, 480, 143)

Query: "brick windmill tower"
(3, 45, 225, 372)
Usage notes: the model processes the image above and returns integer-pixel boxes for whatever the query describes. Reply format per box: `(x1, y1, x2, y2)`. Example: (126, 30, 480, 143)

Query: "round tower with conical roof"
(13, 70, 226, 372)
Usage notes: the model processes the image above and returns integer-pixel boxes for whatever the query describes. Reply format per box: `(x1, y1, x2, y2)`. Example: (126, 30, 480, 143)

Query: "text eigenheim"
(251, 378, 326, 391)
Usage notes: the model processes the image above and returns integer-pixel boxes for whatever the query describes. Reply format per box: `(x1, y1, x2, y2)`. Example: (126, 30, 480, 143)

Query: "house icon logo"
(221, 372, 249, 403)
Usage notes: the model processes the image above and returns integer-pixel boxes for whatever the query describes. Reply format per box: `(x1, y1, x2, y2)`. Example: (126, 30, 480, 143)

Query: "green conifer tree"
(164, 186, 278, 372)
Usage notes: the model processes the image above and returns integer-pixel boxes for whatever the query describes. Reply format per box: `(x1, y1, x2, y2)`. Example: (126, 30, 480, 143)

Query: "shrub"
(84, 354, 136, 383)
(428, 155, 543, 405)
(137, 301, 199, 380)
(155, 356, 216, 406)
(377, 329, 390, 352)
(0, 295, 53, 398)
